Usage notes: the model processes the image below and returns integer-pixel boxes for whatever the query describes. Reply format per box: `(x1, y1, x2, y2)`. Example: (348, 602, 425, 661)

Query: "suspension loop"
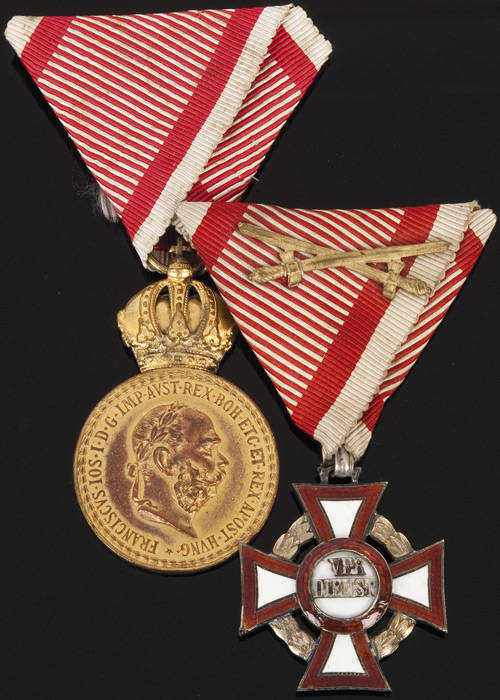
(318, 447, 360, 483)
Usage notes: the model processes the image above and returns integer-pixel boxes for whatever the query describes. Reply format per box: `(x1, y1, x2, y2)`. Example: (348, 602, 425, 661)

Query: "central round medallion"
(296, 538, 392, 633)
(309, 549, 380, 620)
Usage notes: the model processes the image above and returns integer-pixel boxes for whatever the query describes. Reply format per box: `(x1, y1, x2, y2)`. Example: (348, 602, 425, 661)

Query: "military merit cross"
(239, 223, 449, 300)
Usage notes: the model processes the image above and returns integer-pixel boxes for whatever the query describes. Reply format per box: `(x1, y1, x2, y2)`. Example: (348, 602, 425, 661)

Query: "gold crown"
(117, 258, 235, 372)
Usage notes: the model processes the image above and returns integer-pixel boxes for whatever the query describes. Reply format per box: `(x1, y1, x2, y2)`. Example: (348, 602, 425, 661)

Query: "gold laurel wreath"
(269, 514, 416, 661)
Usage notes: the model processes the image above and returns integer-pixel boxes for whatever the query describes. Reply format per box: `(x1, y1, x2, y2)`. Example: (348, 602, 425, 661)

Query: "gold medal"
(74, 251, 278, 572)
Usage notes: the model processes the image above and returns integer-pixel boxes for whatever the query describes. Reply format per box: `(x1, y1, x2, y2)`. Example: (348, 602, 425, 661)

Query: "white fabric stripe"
(213, 265, 332, 370)
(220, 249, 344, 328)
(51, 50, 181, 124)
(236, 314, 320, 371)
(63, 32, 191, 105)
(133, 5, 289, 262)
(245, 209, 363, 298)
(101, 14, 217, 64)
(379, 209, 401, 223)
(172, 202, 210, 240)
(213, 280, 310, 388)
(54, 43, 184, 114)
(239, 67, 286, 107)
(200, 137, 273, 178)
(80, 153, 141, 184)
(210, 9, 233, 20)
(207, 116, 282, 157)
(38, 78, 166, 145)
(42, 68, 175, 133)
(75, 142, 143, 178)
(266, 380, 299, 405)
(230, 82, 297, 128)
(470, 208, 497, 242)
(250, 205, 385, 259)
(348, 209, 397, 235)
(212, 97, 300, 147)
(71, 19, 202, 87)
(117, 15, 218, 70)
(84, 166, 134, 195)
(41, 92, 161, 153)
(203, 140, 285, 194)
(241, 334, 310, 387)
(282, 5, 332, 72)
(315, 210, 393, 245)
(298, 207, 393, 247)
(299, 271, 352, 313)
(396, 291, 461, 352)
(315, 202, 473, 457)
(202, 151, 271, 189)
(65, 122, 152, 168)
(5, 15, 42, 55)
(143, 11, 226, 34)
(225, 238, 347, 332)
(345, 205, 496, 460)
(224, 293, 326, 356)
(165, 13, 223, 41)
(211, 124, 284, 163)
(213, 263, 335, 346)
(96, 185, 127, 205)
(112, 16, 216, 64)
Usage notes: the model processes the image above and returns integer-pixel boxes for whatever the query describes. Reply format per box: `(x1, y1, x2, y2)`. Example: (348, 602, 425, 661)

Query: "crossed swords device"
(240, 223, 449, 300)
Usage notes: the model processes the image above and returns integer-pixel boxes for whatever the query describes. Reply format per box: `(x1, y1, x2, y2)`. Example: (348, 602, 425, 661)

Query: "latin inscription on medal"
(309, 550, 380, 620)
(75, 368, 278, 572)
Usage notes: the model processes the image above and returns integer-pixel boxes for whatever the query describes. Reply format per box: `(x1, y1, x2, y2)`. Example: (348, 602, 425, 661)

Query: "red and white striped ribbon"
(5, 7, 331, 264)
(6, 10, 495, 460)
(174, 200, 496, 459)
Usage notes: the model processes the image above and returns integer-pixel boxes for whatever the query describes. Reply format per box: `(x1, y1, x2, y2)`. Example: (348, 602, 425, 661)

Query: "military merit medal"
(74, 248, 278, 572)
(174, 198, 495, 691)
(5, 3, 496, 694)
(5, 6, 331, 570)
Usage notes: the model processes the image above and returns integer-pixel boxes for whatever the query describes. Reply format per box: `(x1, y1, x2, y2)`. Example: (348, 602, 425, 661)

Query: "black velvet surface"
(1, 2, 499, 698)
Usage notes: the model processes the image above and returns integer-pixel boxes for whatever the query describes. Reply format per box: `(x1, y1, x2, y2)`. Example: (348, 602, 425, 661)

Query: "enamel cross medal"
(173, 198, 496, 691)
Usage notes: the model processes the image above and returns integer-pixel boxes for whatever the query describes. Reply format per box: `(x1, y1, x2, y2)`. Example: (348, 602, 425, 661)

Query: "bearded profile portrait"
(127, 402, 228, 537)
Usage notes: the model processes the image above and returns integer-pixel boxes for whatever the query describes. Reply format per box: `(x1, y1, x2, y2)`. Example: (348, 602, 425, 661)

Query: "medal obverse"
(74, 256, 278, 572)
(240, 482, 446, 692)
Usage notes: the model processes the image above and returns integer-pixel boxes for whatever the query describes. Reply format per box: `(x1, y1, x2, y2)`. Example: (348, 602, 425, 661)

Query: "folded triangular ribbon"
(175, 199, 496, 458)
(5, 7, 331, 264)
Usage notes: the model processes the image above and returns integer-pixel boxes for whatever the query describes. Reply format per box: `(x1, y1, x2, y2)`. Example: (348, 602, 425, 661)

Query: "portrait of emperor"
(127, 401, 228, 537)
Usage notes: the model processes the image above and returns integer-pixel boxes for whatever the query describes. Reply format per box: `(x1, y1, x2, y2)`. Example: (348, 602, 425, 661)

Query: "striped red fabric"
(5, 7, 331, 265)
(174, 200, 496, 458)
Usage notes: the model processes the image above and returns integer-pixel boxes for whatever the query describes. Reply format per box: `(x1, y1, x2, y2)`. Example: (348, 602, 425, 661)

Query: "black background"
(2, 1, 499, 698)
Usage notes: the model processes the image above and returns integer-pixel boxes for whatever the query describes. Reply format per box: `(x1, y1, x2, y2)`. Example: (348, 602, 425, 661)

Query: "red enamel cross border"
(298, 631, 390, 692)
(239, 483, 446, 692)
(294, 482, 386, 541)
(390, 541, 447, 631)
(239, 545, 299, 633)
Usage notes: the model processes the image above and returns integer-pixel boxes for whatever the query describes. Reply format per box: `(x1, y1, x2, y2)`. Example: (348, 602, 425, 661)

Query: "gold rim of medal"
(74, 244, 278, 572)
